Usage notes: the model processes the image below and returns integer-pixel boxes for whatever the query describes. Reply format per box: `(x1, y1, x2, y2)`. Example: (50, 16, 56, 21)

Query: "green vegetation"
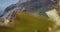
(0, 12, 55, 32)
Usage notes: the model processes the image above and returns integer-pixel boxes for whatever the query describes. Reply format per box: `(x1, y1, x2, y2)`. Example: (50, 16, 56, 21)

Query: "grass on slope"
(0, 12, 55, 32)
(13, 12, 55, 32)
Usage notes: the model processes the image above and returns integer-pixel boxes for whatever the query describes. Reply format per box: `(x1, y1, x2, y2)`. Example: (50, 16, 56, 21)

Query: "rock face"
(2, 0, 58, 20)
(2, 0, 49, 18)
(4, 4, 17, 13)
(4, 0, 58, 13)
(5, 0, 49, 12)
(1, 0, 52, 21)
(16, 0, 49, 12)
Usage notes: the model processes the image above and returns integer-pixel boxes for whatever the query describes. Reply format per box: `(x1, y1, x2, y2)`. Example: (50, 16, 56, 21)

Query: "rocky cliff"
(2, 0, 58, 21)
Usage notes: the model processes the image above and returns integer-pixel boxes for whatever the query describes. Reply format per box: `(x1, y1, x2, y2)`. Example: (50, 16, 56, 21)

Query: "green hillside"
(0, 12, 55, 32)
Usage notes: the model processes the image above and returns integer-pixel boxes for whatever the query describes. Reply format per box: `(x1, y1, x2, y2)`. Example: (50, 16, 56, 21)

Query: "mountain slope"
(0, 12, 55, 32)
(11, 12, 55, 32)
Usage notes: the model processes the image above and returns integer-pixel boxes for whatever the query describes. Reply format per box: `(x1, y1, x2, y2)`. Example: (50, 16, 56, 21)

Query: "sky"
(0, 0, 19, 16)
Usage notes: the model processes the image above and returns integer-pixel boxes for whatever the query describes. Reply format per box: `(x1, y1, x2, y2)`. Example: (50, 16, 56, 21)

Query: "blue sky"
(0, 0, 19, 16)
